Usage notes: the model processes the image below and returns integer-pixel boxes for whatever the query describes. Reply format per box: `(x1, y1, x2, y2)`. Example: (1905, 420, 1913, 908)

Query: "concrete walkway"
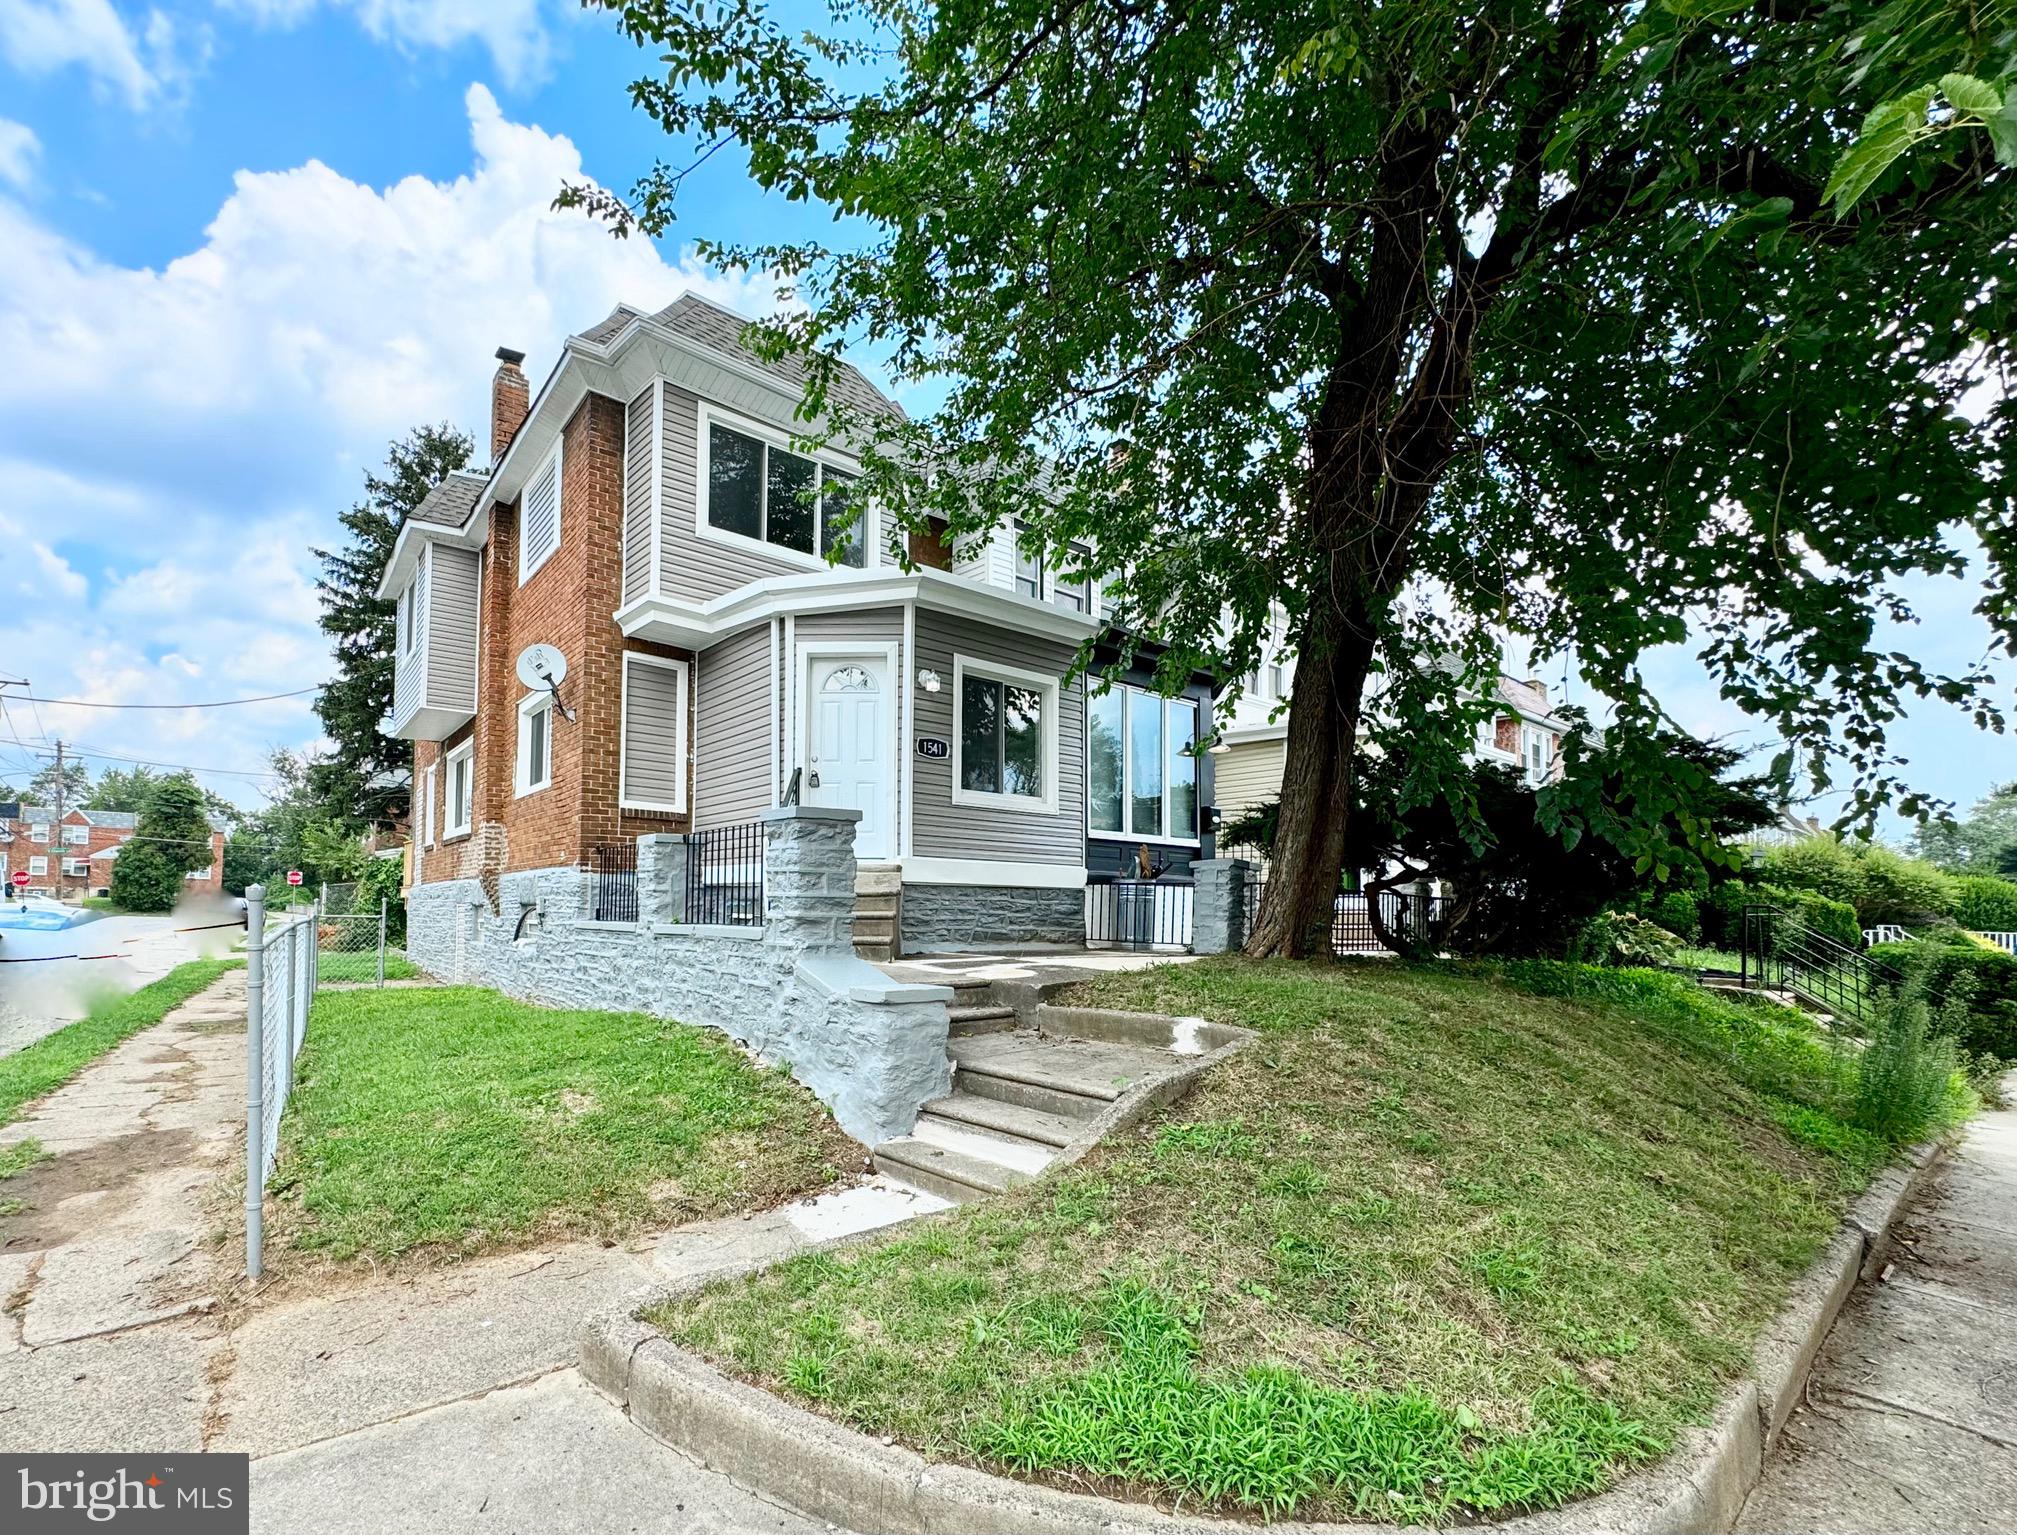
(1738, 1092, 2017, 1532)
(0, 971, 912, 1532)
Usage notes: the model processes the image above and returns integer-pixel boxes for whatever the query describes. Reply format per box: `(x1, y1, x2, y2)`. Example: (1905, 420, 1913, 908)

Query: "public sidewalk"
(1737, 1086, 2017, 1532)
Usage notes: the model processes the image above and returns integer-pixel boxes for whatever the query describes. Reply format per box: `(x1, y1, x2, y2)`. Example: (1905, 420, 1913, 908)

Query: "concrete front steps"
(872, 1013, 1206, 1203)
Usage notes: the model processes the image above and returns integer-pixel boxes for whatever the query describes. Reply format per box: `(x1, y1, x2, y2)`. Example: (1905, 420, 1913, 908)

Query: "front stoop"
(852, 863, 903, 962)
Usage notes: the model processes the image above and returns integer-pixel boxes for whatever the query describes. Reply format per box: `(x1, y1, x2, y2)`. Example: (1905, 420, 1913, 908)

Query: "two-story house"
(388, 294, 1209, 958)
(0, 807, 227, 900)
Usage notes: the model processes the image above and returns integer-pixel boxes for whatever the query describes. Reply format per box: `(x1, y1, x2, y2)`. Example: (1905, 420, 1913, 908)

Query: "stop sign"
(286, 870, 304, 888)
(9, 870, 27, 889)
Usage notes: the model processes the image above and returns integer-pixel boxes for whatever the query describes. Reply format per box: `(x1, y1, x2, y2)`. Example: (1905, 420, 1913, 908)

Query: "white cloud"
(0, 119, 40, 189)
(0, 0, 202, 110)
(0, 84, 784, 807)
(224, 0, 553, 86)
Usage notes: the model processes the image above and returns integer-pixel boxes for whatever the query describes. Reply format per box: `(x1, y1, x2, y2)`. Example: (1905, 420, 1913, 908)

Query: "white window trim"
(515, 692, 554, 797)
(444, 741, 474, 836)
(950, 653, 1061, 816)
(618, 652, 691, 814)
(518, 441, 563, 586)
(1086, 685, 1202, 847)
(28, 856, 47, 876)
(61, 824, 89, 845)
(693, 402, 871, 573)
(63, 857, 89, 876)
(29, 823, 48, 843)
(422, 764, 437, 847)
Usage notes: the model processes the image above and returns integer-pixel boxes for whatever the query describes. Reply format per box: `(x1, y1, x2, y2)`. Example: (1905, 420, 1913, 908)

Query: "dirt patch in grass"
(651, 958, 1901, 1525)
(264, 986, 862, 1268)
(0, 1128, 200, 1253)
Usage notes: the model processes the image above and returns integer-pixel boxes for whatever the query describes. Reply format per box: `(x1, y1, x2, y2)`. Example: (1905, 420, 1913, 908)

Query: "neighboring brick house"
(0, 807, 227, 900)
(387, 293, 1192, 957)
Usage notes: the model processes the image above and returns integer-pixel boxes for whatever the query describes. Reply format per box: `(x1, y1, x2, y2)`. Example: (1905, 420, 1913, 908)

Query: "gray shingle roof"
(577, 304, 644, 346)
(17, 806, 137, 829)
(407, 470, 489, 530)
(641, 294, 905, 422)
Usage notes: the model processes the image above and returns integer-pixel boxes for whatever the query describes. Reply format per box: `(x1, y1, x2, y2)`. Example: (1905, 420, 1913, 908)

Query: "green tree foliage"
(1702, 880, 1862, 952)
(109, 773, 215, 912)
(312, 424, 472, 829)
(578, 0, 2017, 957)
(1872, 938, 2017, 1059)
(1335, 735, 1776, 956)
(26, 756, 89, 808)
(83, 764, 160, 812)
(1913, 782, 2017, 873)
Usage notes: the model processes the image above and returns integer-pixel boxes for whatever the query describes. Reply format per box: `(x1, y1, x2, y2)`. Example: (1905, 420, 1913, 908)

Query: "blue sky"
(0, 0, 2006, 835)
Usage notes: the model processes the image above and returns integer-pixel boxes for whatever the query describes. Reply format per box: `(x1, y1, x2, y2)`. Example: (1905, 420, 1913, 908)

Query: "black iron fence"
(1086, 877, 1194, 951)
(687, 820, 765, 926)
(1240, 880, 1448, 956)
(590, 842, 639, 924)
(1739, 904, 1902, 1027)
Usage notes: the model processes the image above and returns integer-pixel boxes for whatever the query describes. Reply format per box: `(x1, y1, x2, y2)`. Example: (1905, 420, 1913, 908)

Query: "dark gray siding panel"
(910, 609, 1083, 865)
(658, 385, 806, 601)
(423, 544, 480, 712)
(694, 624, 776, 828)
(622, 383, 656, 605)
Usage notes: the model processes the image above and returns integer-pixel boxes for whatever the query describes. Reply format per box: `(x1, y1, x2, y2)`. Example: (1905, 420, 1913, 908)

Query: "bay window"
(1087, 685, 1200, 843)
(704, 417, 865, 567)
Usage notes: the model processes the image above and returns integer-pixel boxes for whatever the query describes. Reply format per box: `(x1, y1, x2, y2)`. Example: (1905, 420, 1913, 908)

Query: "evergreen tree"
(312, 424, 473, 828)
(111, 773, 215, 911)
(85, 764, 161, 812)
(1913, 783, 2017, 874)
(27, 756, 90, 808)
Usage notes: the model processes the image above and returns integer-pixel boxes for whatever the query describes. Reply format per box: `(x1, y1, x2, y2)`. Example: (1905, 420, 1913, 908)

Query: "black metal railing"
(1086, 877, 1194, 950)
(590, 843, 639, 924)
(1239, 879, 1446, 956)
(686, 820, 765, 926)
(1739, 904, 1903, 1026)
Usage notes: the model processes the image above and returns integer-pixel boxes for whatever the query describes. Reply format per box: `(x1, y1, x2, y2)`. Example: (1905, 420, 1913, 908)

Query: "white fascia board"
(376, 515, 484, 602)
(615, 566, 1100, 652)
(898, 856, 1088, 889)
(1219, 723, 1289, 747)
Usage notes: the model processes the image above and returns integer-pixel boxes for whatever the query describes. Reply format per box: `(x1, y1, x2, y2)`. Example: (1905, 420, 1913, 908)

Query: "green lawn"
(651, 958, 1914, 1526)
(0, 959, 235, 1127)
(270, 987, 860, 1263)
(314, 949, 421, 984)
(1673, 945, 1743, 972)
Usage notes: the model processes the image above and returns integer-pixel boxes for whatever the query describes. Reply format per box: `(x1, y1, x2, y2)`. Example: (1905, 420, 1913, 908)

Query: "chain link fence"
(315, 881, 393, 986)
(245, 884, 313, 1279)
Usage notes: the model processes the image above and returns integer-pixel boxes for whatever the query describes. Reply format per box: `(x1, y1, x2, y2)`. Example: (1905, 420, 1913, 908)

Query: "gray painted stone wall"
(406, 806, 951, 1145)
(1191, 859, 1251, 955)
(901, 883, 1086, 950)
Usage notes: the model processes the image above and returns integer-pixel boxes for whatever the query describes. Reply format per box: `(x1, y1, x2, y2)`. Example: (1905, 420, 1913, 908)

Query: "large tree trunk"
(1244, 606, 1377, 958)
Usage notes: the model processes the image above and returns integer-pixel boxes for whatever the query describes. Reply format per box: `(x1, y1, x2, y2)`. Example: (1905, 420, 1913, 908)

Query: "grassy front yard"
(269, 987, 859, 1263)
(651, 958, 1921, 1525)
(313, 949, 420, 984)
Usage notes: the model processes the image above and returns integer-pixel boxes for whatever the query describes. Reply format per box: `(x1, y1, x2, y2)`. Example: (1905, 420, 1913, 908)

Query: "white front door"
(804, 652, 893, 859)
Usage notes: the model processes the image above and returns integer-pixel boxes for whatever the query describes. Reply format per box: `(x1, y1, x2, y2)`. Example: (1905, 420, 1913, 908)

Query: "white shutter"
(620, 654, 687, 812)
(520, 447, 561, 581)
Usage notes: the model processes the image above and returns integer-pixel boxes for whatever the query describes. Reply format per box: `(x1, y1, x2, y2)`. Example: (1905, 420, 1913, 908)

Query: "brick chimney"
(1525, 678, 1549, 706)
(491, 346, 529, 465)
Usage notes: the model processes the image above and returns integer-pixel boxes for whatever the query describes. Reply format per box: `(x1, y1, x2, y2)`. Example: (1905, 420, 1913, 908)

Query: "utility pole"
(52, 739, 67, 899)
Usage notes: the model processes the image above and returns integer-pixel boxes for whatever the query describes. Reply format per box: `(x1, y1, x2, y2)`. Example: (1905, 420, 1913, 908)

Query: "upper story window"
(1088, 685, 1199, 843)
(953, 656, 1059, 814)
(704, 416, 864, 568)
(61, 824, 88, 845)
(28, 823, 48, 843)
(397, 555, 427, 657)
(519, 444, 562, 584)
(1011, 521, 1043, 600)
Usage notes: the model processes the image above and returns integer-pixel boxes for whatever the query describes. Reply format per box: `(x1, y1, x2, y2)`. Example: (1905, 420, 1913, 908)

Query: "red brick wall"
(409, 389, 696, 895)
(2, 811, 222, 899)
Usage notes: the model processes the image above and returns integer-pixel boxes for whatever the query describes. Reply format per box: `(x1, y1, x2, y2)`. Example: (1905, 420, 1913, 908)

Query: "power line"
(13, 686, 319, 710)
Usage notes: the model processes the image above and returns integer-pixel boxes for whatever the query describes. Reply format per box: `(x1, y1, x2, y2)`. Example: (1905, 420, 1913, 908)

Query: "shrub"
(1575, 912, 1683, 968)
(1647, 889, 1702, 943)
(1700, 880, 1755, 947)
(1698, 879, 1859, 951)
(108, 838, 183, 912)
(1763, 837, 1957, 927)
(1870, 940, 2017, 1061)
(1850, 982, 1968, 1144)
(1954, 875, 2017, 934)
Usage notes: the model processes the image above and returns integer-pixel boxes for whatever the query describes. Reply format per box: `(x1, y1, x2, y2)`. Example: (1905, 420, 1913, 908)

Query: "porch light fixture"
(917, 668, 943, 693)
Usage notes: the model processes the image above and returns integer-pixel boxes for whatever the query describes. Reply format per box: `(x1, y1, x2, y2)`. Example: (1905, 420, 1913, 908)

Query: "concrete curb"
(581, 1108, 1945, 1532)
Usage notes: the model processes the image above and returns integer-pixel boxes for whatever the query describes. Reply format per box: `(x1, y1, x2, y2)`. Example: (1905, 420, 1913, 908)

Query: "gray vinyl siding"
(658, 384, 808, 601)
(621, 383, 656, 605)
(694, 626, 776, 828)
(423, 544, 480, 712)
(621, 654, 687, 810)
(910, 609, 1083, 865)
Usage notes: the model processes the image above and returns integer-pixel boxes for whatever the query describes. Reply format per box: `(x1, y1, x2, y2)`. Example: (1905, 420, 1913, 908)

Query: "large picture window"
(704, 418, 865, 568)
(1087, 685, 1199, 843)
(952, 657, 1058, 813)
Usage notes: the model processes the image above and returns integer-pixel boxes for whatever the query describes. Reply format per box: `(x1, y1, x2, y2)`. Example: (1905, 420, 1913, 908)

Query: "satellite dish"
(515, 644, 568, 690)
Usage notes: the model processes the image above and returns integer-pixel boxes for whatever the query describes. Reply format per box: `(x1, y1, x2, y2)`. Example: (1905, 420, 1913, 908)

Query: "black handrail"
(1738, 904, 1904, 1025)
